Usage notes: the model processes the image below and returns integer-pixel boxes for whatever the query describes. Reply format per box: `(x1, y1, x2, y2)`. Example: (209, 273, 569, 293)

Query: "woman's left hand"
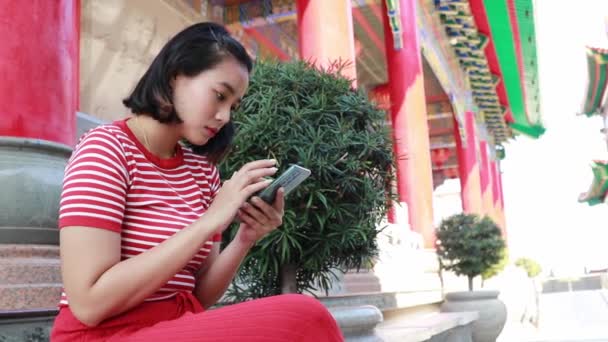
(236, 188, 285, 246)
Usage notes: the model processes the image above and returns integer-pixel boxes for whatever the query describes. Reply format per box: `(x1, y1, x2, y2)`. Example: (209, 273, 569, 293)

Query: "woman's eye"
(216, 91, 226, 101)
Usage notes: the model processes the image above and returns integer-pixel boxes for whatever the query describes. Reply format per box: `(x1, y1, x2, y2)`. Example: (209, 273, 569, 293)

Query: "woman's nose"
(216, 108, 230, 124)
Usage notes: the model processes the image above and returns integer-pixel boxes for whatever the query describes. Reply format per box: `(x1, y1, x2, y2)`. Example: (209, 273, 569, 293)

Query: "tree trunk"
(468, 276, 474, 291)
(280, 263, 298, 294)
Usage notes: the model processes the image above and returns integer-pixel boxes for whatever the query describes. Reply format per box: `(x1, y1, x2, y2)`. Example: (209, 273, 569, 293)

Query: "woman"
(51, 22, 343, 341)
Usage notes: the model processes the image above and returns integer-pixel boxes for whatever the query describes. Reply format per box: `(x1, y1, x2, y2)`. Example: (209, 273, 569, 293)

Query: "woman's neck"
(129, 115, 180, 159)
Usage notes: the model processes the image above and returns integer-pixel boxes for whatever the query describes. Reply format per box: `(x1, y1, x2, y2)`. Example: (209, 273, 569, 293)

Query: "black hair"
(123, 22, 253, 163)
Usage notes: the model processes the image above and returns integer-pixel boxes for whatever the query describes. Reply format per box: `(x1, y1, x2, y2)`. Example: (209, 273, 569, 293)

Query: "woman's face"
(173, 56, 249, 145)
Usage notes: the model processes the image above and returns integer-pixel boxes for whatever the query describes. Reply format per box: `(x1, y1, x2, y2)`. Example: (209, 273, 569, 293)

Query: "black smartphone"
(253, 164, 311, 204)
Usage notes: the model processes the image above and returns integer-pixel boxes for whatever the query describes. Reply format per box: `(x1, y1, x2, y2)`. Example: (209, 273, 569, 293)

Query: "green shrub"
(436, 214, 506, 291)
(220, 60, 394, 301)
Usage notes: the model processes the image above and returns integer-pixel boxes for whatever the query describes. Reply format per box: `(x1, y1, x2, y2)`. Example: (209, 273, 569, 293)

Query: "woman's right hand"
(207, 159, 278, 231)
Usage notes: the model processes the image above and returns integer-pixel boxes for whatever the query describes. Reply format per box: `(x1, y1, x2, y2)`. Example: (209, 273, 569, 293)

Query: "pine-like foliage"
(219, 60, 394, 302)
(436, 213, 506, 291)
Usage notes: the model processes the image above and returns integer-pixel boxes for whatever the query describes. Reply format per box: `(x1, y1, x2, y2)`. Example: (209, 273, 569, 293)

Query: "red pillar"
(296, 0, 357, 85)
(500, 168, 507, 232)
(382, 0, 435, 248)
(454, 112, 483, 215)
(493, 161, 507, 237)
(479, 140, 495, 220)
(370, 84, 398, 224)
(0, 1, 79, 146)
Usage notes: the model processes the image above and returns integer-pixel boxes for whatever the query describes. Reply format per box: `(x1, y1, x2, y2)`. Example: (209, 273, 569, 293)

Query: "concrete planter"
(0, 137, 71, 245)
(440, 290, 506, 342)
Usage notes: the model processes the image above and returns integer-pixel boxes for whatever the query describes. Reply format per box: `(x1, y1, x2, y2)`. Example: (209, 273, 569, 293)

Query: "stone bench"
(375, 311, 478, 342)
(320, 291, 478, 341)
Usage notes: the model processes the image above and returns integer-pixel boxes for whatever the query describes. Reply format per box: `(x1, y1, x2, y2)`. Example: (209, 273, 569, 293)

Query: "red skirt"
(51, 292, 344, 341)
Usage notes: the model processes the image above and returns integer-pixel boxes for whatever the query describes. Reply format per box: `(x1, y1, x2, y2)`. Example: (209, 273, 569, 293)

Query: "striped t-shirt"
(58, 118, 221, 307)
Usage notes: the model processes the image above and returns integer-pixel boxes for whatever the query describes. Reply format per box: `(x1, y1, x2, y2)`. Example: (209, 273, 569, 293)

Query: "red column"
(493, 161, 507, 236)
(0, 1, 79, 146)
(382, 0, 435, 248)
(370, 84, 398, 224)
(296, 0, 357, 85)
(454, 112, 483, 215)
(479, 140, 495, 220)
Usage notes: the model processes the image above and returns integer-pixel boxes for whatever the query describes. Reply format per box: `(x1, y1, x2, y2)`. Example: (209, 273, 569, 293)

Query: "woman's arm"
(194, 190, 284, 308)
(193, 235, 252, 308)
(62, 160, 277, 327)
(61, 217, 219, 327)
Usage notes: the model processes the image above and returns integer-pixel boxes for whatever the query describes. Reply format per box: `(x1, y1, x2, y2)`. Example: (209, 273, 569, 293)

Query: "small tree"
(515, 257, 542, 278)
(220, 60, 394, 302)
(436, 214, 506, 291)
(482, 247, 509, 286)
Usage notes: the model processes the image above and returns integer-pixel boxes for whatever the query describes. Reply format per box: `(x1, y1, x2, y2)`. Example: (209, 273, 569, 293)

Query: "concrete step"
(0, 244, 59, 258)
(320, 290, 443, 313)
(0, 258, 61, 285)
(0, 283, 62, 311)
(375, 311, 478, 342)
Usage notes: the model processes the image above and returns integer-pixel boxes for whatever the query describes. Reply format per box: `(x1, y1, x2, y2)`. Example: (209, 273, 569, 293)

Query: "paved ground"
(498, 290, 608, 342)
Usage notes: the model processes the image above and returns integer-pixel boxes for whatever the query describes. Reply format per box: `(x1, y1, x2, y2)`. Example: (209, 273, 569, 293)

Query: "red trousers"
(51, 292, 344, 341)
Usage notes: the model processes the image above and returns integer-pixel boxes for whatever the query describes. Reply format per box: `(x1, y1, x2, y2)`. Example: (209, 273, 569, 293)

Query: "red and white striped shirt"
(58, 118, 221, 307)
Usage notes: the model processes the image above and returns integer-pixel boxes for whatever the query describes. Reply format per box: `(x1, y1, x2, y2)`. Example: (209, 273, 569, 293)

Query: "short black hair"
(123, 22, 253, 163)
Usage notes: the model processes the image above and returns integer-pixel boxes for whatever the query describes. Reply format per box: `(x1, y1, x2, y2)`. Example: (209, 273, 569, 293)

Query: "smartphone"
(253, 164, 311, 204)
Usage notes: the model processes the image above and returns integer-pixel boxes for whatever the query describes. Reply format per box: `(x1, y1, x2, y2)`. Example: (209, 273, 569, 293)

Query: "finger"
(244, 179, 273, 197)
(237, 209, 262, 229)
(242, 201, 271, 224)
(240, 159, 277, 173)
(249, 195, 282, 227)
(245, 167, 278, 182)
(273, 187, 285, 213)
(231, 168, 276, 191)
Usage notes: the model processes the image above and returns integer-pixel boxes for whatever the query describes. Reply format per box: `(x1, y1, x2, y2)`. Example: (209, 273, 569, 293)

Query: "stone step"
(0, 258, 61, 285)
(343, 272, 382, 294)
(0, 244, 59, 259)
(343, 270, 442, 294)
(0, 284, 62, 311)
(320, 290, 443, 313)
(375, 311, 478, 342)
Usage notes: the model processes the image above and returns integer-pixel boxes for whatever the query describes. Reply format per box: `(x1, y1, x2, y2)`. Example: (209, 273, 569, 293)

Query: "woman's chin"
(188, 136, 209, 146)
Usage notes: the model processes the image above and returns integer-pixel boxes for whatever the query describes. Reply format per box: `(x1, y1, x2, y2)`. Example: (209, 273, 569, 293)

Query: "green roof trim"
(579, 161, 608, 205)
(582, 47, 608, 116)
(514, 0, 541, 124)
(483, 0, 544, 137)
(509, 122, 545, 138)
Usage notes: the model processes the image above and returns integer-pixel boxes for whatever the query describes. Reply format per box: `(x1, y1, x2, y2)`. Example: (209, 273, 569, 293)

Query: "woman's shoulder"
(76, 119, 134, 149)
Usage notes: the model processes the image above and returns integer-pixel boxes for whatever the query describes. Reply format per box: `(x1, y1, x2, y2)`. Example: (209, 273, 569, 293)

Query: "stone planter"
(440, 290, 506, 342)
(0, 137, 71, 312)
(0, 137, 71, 245)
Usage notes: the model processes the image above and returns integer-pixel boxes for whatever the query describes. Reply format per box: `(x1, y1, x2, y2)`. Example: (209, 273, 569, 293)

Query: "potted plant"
(219, 59, 394, 302)
(436, 213, 507, 342)
(515, 257, 542, 326)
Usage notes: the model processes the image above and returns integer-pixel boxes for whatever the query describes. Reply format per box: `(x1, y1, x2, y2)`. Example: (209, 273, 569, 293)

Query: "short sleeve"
(58, 128, 129, 233)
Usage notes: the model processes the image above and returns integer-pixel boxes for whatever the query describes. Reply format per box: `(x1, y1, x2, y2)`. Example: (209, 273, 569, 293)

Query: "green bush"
(482, 247, 509, 282)
(436, 214, 506, 291)
(220, 60, 394, 302)
(515, 257, 542, 278)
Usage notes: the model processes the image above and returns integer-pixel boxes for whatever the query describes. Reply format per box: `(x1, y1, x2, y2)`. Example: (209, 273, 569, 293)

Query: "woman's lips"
(205, 127, 218, 137)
